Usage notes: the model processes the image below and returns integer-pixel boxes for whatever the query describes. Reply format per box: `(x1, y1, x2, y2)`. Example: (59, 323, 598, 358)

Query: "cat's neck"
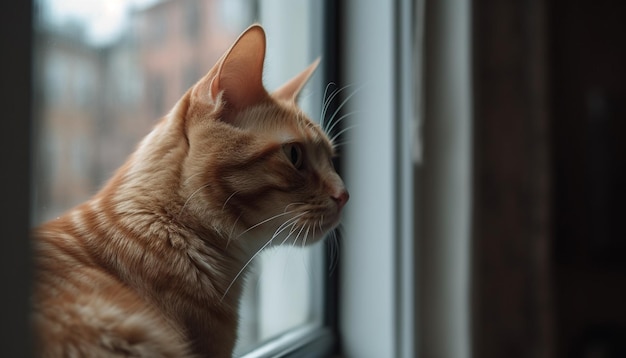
(85, 100, 250, 308)
(92, 144, 249, 298)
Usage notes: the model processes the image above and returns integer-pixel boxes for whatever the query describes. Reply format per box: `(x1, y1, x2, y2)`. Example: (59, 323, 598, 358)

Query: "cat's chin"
(321, 211, 343, 232)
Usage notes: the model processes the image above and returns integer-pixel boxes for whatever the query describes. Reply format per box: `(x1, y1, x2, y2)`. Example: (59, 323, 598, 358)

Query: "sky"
(40, 0, 161, 45)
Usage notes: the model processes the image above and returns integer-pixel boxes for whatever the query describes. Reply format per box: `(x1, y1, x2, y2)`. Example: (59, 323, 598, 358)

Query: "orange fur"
(33, 25, 348, 358)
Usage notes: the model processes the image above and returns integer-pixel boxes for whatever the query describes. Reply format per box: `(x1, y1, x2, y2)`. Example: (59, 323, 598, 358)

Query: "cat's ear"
(272, 58, 320, 102)
(192, 25, 268, 109)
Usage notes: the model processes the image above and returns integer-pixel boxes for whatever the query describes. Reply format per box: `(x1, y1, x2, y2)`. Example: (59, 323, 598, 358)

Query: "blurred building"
(133, 0, 246, 119)
(33, 22, 105, 221)
(34, 0, 254, 222)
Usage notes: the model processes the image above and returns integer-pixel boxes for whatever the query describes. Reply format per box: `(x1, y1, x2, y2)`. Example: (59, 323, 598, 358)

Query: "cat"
(32, 24, 348, 358)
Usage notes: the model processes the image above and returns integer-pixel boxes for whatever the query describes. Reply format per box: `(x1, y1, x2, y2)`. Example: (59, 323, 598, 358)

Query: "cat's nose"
(332, 190, 349, 211)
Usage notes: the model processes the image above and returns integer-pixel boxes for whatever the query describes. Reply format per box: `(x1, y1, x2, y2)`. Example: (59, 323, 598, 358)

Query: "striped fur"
(33, 25, 348, 358)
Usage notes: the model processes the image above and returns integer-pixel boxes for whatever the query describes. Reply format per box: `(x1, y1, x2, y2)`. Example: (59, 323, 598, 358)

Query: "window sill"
(238, 324, 335, 358)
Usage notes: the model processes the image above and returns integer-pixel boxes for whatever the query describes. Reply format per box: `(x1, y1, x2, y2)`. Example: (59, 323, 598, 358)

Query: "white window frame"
(339, 0, 472, 358)
(339, 0, 414, 356)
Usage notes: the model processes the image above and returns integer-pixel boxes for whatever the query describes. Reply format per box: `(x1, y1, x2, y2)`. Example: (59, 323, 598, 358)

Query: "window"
(0, 0, 475, 357)
(338, 1, 471, 357)
(31, 0, 334, 356)
(338, 1, 417, 356)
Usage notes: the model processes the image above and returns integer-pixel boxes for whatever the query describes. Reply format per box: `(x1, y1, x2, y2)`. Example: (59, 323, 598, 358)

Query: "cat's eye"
(283, 143, 304, 169)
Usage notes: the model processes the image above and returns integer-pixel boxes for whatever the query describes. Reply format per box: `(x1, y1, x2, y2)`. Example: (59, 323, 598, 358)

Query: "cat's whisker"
(325, 110, 360, 138)
(179, 182, 212, 217)
(301, 225, 311, 249)
(321, 83, 359, 131)
(292, 222, 307, 247)
(322, 83, 358, 114)
(221, 191, 239, 211)
(328, 229, 340, 276)
(269, 214, 304, 246)
(320, 82, 339, 128)
(268, 203, 304, 242)
(331, 224, 345, 275)
(263, 218, 300, 255)
(321, 89, 344, 131)
(327, 231, 335, 271)
(296, 223, 313, 281)
(221, 215, 303, 302)
(283, 202, 306, 212)
(322, 82, 337, 110)
(292, 224, 304, 249)
(182, 172, 203, 186)
(234, 203, 304, 239)
(268, 213, 306, 252)
(330, 139, 354, 150)
(318, 217, 324, 238)
(279, 221, 300, 247)
(323, 84, 363, 133)
(221, 244, 269, 302)
(330, 125, 358, 145)
(226, 214, 242, 249)
(328, 236, 339, 276)
(287, 221, 302, 243)
(235, 210, 298, 240)
(290, 231, 300, 248)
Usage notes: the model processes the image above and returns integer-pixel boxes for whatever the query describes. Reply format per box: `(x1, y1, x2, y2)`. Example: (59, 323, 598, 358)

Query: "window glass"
(33, 0, 324, 355)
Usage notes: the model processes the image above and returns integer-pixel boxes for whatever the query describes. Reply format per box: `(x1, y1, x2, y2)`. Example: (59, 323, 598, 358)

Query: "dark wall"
(0, 1, 33, 357)
(549, 0, 626, 357)
(472, 0, 626, 357)
(472, 0, 553, 356)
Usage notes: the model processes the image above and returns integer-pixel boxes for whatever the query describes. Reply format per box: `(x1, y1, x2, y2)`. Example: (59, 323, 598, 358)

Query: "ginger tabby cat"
(32, 25, 348, 358)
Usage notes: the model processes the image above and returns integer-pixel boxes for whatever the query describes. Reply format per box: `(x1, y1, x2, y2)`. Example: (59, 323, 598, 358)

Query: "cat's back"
(32, 215, 192, 358)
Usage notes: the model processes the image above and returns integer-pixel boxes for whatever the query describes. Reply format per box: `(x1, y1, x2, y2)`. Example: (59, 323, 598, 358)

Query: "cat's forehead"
(239, 102, 333, 153)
